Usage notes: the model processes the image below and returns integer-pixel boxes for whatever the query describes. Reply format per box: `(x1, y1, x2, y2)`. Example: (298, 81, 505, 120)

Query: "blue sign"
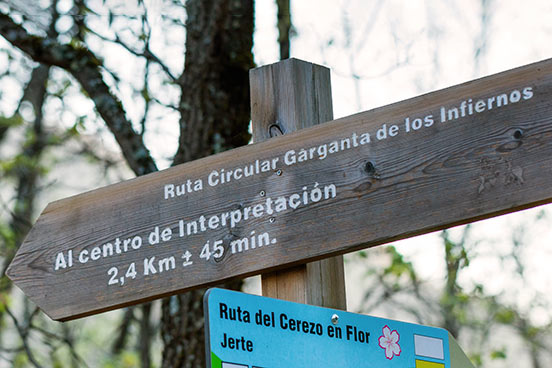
(204, 288, 453, 368)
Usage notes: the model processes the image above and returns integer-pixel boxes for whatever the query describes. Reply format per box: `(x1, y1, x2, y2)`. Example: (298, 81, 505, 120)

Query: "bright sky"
(256, 0, 552, 117)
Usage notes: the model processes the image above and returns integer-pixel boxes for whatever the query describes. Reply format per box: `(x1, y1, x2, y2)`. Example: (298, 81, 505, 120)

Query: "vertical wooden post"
(249, 58, 347, 310)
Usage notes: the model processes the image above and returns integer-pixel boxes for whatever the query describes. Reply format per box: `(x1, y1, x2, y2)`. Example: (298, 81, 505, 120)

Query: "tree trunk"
(161, 1, 254, 367)
(276, 0, 292, 59)
(173, 0, 254, 164)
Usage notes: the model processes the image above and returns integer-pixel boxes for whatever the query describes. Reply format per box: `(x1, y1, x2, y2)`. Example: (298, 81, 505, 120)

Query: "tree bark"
(139, 303, 152, 368)
(173, 0, 254, 164)
(161, 1, 254, 367)
(276, 0, 292, 59)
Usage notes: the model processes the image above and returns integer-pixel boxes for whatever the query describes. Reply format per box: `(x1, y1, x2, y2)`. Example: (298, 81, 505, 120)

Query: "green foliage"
(442, 229, 470, 271)
(0, 223, 16, 251)
(51, 356, 64, 368)
(490, 348, 507, 360)
(49, 78, 73, 99)
(494, 307, 516, 324)
(102, 351, 140, 368)
(355, 218, 552, 367)
(383, 246, 416, 279)
(0, 154, 48, 177)
(0, 114, 24, 128)
(141, 87, 151, 103)
(0, 292, 11, 316)
(13, 353, 28, 368)
(524, 326, 541, 340)
(381, 246, 418, 291)
(469, 353, 482, 366)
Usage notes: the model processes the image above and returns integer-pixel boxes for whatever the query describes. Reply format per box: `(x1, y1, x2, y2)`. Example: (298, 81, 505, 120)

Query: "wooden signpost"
(6, 57, 552, 322)
(250, 59, 346, 310)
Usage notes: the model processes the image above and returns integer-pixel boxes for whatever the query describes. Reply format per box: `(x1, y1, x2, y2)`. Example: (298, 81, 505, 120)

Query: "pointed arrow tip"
(4, 261, 15, 281)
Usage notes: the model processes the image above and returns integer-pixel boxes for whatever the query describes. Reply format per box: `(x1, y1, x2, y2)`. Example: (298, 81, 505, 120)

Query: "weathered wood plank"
(7, 58, 552, 321)
(250, 58, 346, 309)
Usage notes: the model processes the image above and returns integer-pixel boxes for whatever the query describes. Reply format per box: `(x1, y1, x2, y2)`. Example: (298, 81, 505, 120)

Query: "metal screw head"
(260, 190, 266, 197)
(276, 169, 282, 176)
(331, 314, 339, 325)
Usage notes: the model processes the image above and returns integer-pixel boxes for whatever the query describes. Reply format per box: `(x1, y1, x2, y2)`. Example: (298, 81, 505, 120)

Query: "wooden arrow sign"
(7, 58, 552, 321)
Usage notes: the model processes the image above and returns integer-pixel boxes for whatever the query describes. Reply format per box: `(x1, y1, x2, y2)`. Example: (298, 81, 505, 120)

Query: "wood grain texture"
(6, 58, 552, 321)
(250, 58, 333, 142)
(250, 59, 346, 309)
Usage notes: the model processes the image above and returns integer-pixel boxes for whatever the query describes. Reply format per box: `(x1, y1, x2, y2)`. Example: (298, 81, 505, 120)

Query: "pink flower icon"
(378, 325, 401, 360)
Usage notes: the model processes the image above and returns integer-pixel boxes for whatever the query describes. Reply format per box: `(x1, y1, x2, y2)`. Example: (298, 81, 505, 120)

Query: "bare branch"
(276, 0, 292, 59)
(111, 307, 135, 355)
(0, 11, 158, 176)
(5, 307, 43, 368)
(96, 31, 177, 82)
(139, 303, 152, 368)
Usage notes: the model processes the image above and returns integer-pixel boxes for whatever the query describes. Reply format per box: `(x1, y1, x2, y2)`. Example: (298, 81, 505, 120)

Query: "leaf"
(0, 114, 23, 128)
(490, 348, 507, 360)
(494, 308, 515, 324)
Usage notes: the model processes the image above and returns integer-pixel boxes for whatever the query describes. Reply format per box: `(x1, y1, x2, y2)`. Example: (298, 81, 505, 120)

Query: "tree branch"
(111, 307, 135, 355)
(276, 0, 292, 59)
(88, 28, 178, 82)
(0, 11, 157, 176)
(5, 307, 43, 368)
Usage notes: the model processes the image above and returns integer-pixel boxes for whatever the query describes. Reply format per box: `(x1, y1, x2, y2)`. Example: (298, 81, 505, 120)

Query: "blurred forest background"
(0, 0, 551, 367)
